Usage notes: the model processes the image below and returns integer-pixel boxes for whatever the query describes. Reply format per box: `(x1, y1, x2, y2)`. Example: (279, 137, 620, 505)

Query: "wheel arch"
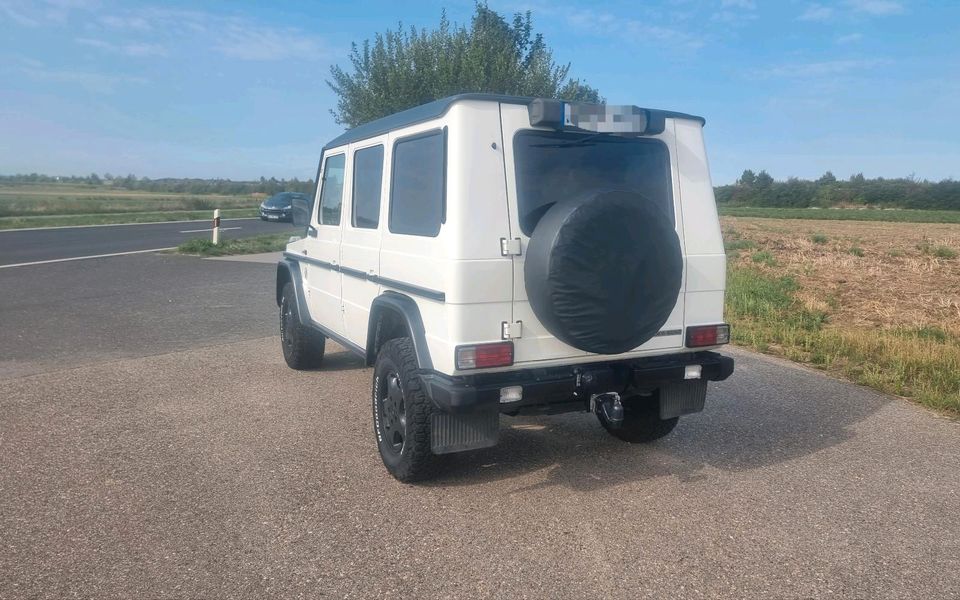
(366, 292, 433, 370)
(276, 259, 310, 328)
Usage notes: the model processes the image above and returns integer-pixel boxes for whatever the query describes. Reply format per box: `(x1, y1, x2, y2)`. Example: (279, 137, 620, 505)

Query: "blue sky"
(1, 0, 957, 184)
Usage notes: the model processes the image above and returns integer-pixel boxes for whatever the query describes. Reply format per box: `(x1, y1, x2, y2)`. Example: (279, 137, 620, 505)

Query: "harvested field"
(723, 216, 960, 416)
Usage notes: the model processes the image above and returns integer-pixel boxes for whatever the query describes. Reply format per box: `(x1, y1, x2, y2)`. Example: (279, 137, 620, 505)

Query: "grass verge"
(0, 209, 258, 230)
(719, 206, 960, 224)
(727, 265, 960, 417)
(176, 233, 292, 257)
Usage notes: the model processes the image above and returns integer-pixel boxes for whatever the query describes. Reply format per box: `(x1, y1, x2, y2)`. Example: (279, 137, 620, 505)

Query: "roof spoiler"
(528, 99, 673, 136)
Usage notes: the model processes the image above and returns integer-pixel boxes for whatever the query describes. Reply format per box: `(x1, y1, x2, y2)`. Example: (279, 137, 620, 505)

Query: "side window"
(389, 130, 444, 237)
(352, 145, 384, 229)
(318, 153, 345, 226)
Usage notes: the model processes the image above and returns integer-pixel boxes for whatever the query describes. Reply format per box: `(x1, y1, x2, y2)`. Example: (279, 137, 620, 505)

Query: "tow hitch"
(591, 392, 624, 428)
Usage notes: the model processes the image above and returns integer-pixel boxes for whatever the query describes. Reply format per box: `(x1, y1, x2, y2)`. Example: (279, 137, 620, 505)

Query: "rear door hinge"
(500, 237, 522, 256)
(501, 320, 523, 339)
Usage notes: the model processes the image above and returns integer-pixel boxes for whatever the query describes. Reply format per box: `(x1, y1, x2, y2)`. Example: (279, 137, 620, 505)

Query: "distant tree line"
(5, 169, 960, 210)
(716, 170, 960, 210)
(0, 173, 314, 196)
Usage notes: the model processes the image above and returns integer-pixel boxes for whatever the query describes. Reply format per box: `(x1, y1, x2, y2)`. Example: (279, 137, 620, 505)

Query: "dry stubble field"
(722, 216, 960, 416)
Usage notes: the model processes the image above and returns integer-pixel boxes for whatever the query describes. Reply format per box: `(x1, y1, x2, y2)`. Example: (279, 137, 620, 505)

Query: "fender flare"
(366, 292, 433, 370)
(276, 258, 309, 321)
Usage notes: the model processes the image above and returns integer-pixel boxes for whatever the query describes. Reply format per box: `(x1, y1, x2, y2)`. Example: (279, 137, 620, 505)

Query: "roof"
(323, 93, 705, 150)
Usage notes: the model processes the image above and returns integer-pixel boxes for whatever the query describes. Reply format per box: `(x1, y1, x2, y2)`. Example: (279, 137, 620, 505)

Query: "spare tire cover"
(524, 190, 682, 354)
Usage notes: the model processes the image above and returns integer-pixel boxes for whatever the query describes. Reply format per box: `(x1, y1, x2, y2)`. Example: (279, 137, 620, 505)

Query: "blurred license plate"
(267, 215, 279, 220)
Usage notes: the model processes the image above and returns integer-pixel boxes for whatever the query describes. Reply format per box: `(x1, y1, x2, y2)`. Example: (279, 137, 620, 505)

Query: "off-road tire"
(372, 338, 438, 482)
(279, 282, 325, 370)
(598, 393, 679, 443)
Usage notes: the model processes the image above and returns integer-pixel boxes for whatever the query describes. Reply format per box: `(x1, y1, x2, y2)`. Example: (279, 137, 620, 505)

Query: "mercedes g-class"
(276, 94, 733, 481)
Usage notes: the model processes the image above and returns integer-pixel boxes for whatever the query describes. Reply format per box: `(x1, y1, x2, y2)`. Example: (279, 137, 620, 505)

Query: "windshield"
(264, 192, 302, 207)
(513, 131, 674, 236)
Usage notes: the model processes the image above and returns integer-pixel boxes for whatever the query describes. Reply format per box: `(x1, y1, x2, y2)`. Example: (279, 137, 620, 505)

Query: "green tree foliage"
(327, 4, 603, 128)
(715, 172, 960, 210)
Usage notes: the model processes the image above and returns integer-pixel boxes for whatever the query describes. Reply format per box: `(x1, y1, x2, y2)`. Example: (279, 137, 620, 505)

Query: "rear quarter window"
(389, 130, 445, 237)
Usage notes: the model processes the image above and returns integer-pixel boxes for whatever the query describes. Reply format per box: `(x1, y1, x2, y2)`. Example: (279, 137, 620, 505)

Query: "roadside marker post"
(212, 209, 221, 245)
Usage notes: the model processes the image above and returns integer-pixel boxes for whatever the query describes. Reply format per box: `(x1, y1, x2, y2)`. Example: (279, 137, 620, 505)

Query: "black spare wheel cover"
(524, 190, 683, 354)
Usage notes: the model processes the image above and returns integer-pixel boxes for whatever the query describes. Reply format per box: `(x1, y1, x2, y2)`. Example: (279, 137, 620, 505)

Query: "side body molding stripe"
(283, 251, 445, 302)
(275, 258, 366, 358)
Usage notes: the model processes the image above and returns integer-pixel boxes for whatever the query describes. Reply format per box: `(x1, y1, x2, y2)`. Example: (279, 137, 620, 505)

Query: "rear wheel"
(597, 393, 679, 443)
(279, 282, 325, 369)
(373, 338, 438, 482)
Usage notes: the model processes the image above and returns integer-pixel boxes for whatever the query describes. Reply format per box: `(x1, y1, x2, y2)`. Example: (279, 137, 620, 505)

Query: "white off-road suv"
(276, 94, 733, 481)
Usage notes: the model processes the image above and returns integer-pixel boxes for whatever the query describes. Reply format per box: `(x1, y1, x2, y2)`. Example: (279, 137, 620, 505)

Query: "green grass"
(849, 246, 865, 257)
(751, 250, 777, 266)
(0, 183, 262, 229)
(0, 187, 258, 217)
(0, 208, 258, 230)
(176, 233, 292, 257)
(719, 206, 960, 224)
(810, 233, 829, 244)
(725, 239, 757, 251)
(727, 265, 960, 416)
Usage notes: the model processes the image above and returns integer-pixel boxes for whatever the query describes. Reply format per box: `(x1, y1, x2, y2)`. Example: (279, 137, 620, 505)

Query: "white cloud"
(798, 4, 835, 21)
(98, 14, 152, 31)
(0, 0, 98, 26)
(567, 9, 707, 52)
(721, 0, 756, 8)
(214, 21, 328, 61)
(846, 0, 905, 16)
(753, 58, 887, 78)
(18, 62, 147, 93)
(836, 32, 864, 44)
(95, 8, 327, 61)
(76, 37, 168, 57)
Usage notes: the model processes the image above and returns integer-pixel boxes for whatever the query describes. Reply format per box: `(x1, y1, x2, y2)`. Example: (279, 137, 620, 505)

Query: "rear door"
(498, 103, 686, 366)
(340, 138, 386, 346)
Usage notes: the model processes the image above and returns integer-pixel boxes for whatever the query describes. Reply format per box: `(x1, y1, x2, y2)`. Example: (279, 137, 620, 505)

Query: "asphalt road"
(2, 253, 959, 598)
(0, 218, 300, 267)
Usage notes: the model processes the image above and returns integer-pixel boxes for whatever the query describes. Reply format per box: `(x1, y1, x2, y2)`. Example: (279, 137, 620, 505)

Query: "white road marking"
(179, 226, 242, 233)
(0, 247, 176, 269)
(0, 217, 261, 233)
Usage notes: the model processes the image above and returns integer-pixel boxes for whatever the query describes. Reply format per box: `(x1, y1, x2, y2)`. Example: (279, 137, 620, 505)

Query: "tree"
(755, 170, 774, 188)
(327, 4, 603, 128)
(738, 169, 757, 186)
(816, 171, 837, 184)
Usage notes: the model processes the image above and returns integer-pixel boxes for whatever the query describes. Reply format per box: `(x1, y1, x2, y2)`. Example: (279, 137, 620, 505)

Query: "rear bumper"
(421, 351, 734, 414)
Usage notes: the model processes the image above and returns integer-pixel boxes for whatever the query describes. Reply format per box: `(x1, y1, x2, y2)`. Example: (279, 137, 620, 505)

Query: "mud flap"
(659, 381, 708, 419)
(431, 410, 499, 454)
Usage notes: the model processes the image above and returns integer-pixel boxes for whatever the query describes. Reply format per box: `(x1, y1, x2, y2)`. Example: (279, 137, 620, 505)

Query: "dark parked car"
(259, 192, 307, 222)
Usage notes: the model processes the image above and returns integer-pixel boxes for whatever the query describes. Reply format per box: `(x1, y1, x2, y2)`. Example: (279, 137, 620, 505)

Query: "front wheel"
(372, 338, 438, 482)
(279, 282, 325, 369)
(597, 393, 679, 443)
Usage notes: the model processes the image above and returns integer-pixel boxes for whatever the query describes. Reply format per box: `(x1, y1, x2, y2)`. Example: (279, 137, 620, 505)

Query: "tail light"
(456, 342, 514, 370)
(685, 324, 730, 348)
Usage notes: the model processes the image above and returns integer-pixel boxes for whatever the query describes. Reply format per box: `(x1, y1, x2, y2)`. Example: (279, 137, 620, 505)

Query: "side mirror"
(292, 195, 311, 228)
